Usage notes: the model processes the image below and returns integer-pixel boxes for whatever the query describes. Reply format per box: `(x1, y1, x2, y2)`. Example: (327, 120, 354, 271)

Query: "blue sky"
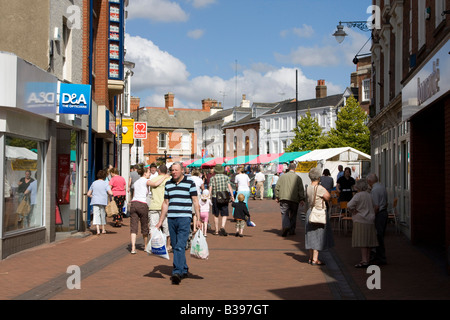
(125, 0, 372, 109)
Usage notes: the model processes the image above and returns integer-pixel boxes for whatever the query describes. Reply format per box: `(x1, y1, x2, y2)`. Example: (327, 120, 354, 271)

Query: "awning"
(200, 157, 231, 168)
(187, 157, 215, 168)
(182, 158, 199, 167)
(223, 155, 259, 166)
(269, 151, 311, 164)
(244, 153, 283, 165)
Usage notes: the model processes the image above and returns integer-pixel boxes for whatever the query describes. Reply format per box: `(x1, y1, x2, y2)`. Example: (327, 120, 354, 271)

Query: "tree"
(286, 110, 322, 152)
(319, 95, 370, 154)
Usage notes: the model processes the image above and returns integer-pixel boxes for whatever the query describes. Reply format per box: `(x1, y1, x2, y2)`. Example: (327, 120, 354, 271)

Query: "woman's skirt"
(352, 222, 379, 248)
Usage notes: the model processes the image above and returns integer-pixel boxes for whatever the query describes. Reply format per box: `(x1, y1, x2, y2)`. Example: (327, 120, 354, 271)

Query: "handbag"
(214, 176, 230, 204)
(216, 191, 230, 205)
(16, 195, 31, 216)
(105, 199, 119, 217)
(308, 185, 326, 225)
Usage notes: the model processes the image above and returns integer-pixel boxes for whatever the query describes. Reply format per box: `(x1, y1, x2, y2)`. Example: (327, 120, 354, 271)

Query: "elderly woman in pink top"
(109, 167, 127, 227)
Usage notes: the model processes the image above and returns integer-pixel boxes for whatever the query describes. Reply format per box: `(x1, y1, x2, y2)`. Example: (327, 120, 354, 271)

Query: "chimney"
(316, 80, 327, 99)
(164, 92, 174, 115)
(202, 98, 218, 112)
(130, 97, 140, 114)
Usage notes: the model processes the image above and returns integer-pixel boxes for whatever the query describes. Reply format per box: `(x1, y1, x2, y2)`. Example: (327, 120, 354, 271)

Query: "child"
(231, 193, 250, 237)
(199, 189, 212, 237)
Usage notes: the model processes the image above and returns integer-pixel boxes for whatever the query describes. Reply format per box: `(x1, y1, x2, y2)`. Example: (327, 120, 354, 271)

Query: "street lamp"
(332, 21, 370, 43)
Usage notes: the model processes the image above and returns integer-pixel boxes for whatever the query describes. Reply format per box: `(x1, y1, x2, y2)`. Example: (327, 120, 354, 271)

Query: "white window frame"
(362, 79, 371, 101)
(158, 132, 167, 149)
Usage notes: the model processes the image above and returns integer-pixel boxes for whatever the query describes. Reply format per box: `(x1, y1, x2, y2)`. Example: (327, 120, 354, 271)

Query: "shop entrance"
(56, 129, 80, 232)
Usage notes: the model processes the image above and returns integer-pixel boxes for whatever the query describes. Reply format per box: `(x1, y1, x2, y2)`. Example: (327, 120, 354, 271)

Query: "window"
(266, 141, 270, 154)
(158, 133, 167, 148)
(181, 133, 190, 151)
(436, 0, 445, 28)
(62, 20, 72, 82)
(273, 118, 279, 131)
(281, 117, 287, 132)
(362, 79, 370, 101)
(3, 136, 44, 233)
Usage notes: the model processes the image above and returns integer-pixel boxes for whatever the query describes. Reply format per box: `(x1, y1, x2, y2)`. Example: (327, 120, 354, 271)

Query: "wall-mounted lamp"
(332, 21, 370, 43)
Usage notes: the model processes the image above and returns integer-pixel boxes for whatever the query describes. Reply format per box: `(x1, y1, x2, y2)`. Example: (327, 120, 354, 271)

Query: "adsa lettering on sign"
(59, 83, 91, 115)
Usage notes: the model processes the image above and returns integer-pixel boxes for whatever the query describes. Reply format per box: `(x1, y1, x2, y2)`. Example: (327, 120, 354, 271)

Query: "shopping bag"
(16, 197, 31, 216)
(247, 220, 256, 227)
(190, 230, 209, 260)
(105, 200, 118, 217)
(146, 227, 170, 260)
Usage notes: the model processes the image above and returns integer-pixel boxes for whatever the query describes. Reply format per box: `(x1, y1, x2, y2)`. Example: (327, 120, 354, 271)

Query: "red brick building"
(132, 93, 215, 164)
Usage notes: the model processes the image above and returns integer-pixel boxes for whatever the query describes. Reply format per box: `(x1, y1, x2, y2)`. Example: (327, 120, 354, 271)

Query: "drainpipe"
(87, 0, 94, 228)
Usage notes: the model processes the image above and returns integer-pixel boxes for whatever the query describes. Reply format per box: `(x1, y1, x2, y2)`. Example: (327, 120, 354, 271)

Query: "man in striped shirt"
(156, 162, 201, 285)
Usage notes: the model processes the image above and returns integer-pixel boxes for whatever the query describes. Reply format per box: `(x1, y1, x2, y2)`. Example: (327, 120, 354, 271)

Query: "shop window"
(3, 136, 44, 233)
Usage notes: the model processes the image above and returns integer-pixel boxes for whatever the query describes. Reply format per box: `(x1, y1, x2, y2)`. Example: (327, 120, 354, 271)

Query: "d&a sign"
(134, 122, 147, 139)
(59, 83, 91, 115)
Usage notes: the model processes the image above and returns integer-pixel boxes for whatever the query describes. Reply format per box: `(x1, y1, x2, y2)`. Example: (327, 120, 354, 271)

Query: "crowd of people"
(87, 160, 389, 285)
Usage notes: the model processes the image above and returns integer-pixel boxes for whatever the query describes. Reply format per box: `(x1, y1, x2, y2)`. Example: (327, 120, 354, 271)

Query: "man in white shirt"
(253, 168, 266, 200)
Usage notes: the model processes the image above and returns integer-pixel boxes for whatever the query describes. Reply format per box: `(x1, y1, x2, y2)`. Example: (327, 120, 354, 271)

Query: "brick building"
(368, 0, 449, 273)
(132, 93, 213, 164)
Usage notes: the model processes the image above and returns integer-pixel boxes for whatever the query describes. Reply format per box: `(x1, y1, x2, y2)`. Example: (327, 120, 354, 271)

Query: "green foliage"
(319, 96, 370, 154)
(285, 110, 322, 152)
(287, 96, 370, 154)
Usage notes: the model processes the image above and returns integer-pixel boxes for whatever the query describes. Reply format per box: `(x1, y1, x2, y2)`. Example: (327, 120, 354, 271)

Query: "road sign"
(133, 122, 147, 139)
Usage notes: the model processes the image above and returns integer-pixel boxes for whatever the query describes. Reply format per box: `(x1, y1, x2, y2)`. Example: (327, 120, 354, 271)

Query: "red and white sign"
(134, 122, 147, 139)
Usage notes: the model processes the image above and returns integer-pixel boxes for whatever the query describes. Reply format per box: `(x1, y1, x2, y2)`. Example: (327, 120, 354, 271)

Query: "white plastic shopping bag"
(190, 230, 209, 260)
(146, 227, 170, 260)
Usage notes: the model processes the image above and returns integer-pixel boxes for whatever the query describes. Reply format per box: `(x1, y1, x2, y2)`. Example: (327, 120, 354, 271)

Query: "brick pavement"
(0, 198, 449, 302)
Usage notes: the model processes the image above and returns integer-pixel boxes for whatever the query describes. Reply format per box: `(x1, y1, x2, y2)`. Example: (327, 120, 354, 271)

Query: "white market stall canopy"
(5, 145, 38, 160)
(295, 147, 371, 163)
(294, 147, 371, 188)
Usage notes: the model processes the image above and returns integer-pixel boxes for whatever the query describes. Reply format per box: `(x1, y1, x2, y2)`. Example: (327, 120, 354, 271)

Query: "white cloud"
(275, 28, 371, 67)
(187, 29, 205, 39)
(188, 0, 218, 8)
(125, 34, 190, 91)
(126, 34, 344, 110)
(127, 0, 189, 22)
(280, 24, 315, 38)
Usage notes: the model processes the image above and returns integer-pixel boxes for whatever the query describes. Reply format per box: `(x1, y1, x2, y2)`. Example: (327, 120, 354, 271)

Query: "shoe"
(131, 250, 136, 254)
(308, 259, 312, 265)
(171, 274, 181, 285)
(219, 228, 228, 236)
(281, 228, 289, 237)
(181, 273, 188, 279)
(239, 234, 243, 237)
(235, 232, 239, 237)
(311, 260, 326, 266)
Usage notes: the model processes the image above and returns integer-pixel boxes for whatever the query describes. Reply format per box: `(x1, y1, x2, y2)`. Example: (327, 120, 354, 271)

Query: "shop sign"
(402, 41, 449, 121)
(134, 122, 147, 139)
(296, 161, 318, 173)
(59, 83, 91, 115)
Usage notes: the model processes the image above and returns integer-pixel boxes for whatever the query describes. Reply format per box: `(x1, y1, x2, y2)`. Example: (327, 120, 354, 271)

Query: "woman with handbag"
(305, 167, 334, 266)
(87, 170, 113, 235)
(347, 179, 378, 268)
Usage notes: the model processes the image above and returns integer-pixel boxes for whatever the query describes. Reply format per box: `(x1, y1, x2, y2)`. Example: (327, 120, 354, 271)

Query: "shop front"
(0, 52, 88, 259)
(402, 39, 449, 272)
